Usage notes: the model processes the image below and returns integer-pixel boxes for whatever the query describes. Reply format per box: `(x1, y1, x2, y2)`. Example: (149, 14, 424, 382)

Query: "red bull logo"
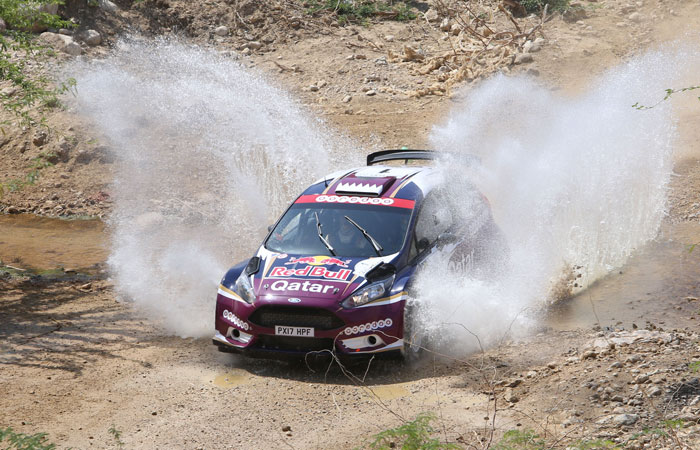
(269, 265, 352, 281)
(285, 255, 351, 268)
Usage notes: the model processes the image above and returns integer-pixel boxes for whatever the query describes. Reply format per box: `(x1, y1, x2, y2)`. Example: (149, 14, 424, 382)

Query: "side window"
(414, 189, 453, 246)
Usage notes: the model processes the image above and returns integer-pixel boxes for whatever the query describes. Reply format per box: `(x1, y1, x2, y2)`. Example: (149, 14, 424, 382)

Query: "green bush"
(519, 0, 570, 13)
(366, 413, 461, 450)
(0, 427, 56, 450)
(306, 0, 416, 25)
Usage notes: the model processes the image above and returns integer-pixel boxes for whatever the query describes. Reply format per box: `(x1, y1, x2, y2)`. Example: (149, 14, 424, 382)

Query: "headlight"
(342, 275, 395, 308)
(234, 272, 256, 304)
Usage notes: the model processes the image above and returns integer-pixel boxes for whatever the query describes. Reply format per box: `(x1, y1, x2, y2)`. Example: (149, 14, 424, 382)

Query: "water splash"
(70, 38, 356, 337)
(415, 45, 699, 356)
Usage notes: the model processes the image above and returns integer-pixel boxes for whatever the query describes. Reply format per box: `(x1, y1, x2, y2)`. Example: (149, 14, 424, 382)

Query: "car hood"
(251, 249, 397, 307)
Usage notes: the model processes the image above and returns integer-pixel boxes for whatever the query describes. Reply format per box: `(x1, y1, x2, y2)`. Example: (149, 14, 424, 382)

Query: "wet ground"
(0, 214, 107, 271)
(2, 213, 699, 332)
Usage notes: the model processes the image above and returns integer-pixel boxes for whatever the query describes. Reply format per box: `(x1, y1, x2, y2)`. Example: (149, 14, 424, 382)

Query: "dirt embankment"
(2, 0, 700, 448)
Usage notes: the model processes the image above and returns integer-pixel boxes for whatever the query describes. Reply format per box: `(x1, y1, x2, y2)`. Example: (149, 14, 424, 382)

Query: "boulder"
(39, 32, 83, 56)
(214, 26, 229, 36)
(83, 29, 102, 46)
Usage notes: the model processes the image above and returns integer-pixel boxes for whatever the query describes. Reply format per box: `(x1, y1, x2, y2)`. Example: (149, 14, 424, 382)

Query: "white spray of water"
(70, 38, 356, 337)
(416, 45, 699, 356)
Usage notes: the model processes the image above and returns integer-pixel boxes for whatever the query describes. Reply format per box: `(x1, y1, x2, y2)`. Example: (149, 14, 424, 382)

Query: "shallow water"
(0, 214, 107, 271)
(548, 221, 700, 330)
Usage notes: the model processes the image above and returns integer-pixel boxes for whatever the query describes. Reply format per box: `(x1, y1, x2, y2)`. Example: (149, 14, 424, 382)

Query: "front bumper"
(213, 290, 406, 358)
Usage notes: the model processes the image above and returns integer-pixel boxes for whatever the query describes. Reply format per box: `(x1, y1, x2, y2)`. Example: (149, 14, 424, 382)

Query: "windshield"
(266, 202, 413, 257)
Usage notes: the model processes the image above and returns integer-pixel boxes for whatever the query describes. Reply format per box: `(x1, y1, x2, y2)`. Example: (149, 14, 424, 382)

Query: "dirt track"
(2, 0, 700, 448)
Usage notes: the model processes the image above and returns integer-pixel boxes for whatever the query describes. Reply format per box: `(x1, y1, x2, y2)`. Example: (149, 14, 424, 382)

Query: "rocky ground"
(2, 0, 700, 448)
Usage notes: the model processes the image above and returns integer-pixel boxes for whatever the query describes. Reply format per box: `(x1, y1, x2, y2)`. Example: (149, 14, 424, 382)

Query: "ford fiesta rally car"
(213, 149, 505, 360)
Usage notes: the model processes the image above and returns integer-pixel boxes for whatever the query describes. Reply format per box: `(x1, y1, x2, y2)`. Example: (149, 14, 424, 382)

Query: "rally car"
(213, 149, 504, 360)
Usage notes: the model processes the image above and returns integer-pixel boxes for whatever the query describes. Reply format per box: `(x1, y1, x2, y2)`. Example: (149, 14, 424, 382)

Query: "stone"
(402, 45, 424, 62)
(281, 425, 291, 432)
(0, 18, 6, 33)
(214, 26, 229, 37)
(83, 30, 102, 46)
(99, 0, 118, 12)
(612, 414, 639, 425)
(244, 41, 262, 50)
(366, 90, 376, 96)
(439, 18, 451, 32)
(33, 131, 48, 147)
(317, 80, 327, 88)
(450, 24, 461, 35)
(384, 35, 394, 42)
(342, 95, 352, 103)
(58, 28, 72, 35)
(504, 388, 519, 403)
(241, 48, 251, 56)
(514, 53, 533, 64)
(424, 8, 439, 22)
(39, 32, 83, 56)
(308, 85, 319, 92)
(57, 138, 74, 162)
(628, 12, 642, 23)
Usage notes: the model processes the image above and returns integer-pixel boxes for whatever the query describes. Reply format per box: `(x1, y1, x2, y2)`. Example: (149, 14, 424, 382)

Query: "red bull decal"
(295, 195, 415, 209)
(285, 255, 351, 267)
(269, 265, 352, 281)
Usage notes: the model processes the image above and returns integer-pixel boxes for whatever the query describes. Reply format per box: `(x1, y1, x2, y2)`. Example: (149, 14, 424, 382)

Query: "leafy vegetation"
(492, 429, 546, 450)
(632, 85, 700, 110)
(108, 425, 125, 449)
(0, 427, 56, 450)
(306, 0, 416, 25)
(0, 1, 76, 198)
(0, 0, 76, 125)
(519, 0, 571, 14)
(366, 413, 460, 450)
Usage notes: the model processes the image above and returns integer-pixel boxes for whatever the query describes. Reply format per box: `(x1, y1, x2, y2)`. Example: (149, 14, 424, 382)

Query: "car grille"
(255, 335, 335, 352)
(249, 306, 344, 330)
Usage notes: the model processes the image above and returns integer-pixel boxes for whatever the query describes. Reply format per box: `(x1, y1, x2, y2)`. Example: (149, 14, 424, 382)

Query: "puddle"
(213, 369, 251, 388)
(369, 383, 411, 400)
(0, 214, 107, 271)
(548, 222, 700, 330)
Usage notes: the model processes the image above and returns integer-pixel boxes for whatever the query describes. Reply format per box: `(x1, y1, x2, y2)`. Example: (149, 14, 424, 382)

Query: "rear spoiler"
(367, 149, 480, 167)
(366, 149, 436, 166)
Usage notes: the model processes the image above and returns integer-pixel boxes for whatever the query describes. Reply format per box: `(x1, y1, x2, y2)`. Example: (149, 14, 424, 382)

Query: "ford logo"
(287, 298, 302, 303)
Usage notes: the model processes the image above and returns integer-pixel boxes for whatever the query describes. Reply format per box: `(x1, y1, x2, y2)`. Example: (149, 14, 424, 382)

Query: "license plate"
(275, 325, 314, 337)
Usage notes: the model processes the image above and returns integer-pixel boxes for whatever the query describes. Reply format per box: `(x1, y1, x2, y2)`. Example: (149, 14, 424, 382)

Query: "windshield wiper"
(344, 215, 383, 257)
(314, 212, 336, 256)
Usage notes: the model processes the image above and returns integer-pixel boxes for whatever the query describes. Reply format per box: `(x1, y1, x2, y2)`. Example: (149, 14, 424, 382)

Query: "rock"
(375, 56, 388, 66)
(317, 80, 327, 88)
(514, 53, 533, 64)
(281, 425, 291, 432)
(7, 206, 20, 214)
(83, 30, 102, 46)
(439, 18, 451, 32)
(402, 45, 424, 62)
(506, 379, 522, 388)
(33, 131, 48, 147)
(424, 8, 439, 22)
(244, 41, 262, 50)
(504, 388, 519, 403)
(58, 28, 73, 35)
(450, 24, 461, 35)
(99, 0, 118, 12)
(0, 18, 6, 33)
(366, 90, 376, 96)
(523, 40, 534, 53)
(628, 12, 642, 23)
(39, 32, 83, 56)
(241, 48, 251, 56)
(647, 386, 662, 397)
(613, 414, 639, 425)
(342, 95, 352, 103)
(57, 138, 74, 162)
(308, 85, 319, 92)
(214, 26, 229, 37)
(384, 35, 394, 42)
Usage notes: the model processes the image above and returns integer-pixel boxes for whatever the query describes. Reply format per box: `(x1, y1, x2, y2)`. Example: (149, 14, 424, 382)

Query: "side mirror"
(416, 237, 430, 252)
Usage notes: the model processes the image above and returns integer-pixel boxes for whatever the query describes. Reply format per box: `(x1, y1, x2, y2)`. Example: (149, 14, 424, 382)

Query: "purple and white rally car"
(213, 149, 504, 359)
